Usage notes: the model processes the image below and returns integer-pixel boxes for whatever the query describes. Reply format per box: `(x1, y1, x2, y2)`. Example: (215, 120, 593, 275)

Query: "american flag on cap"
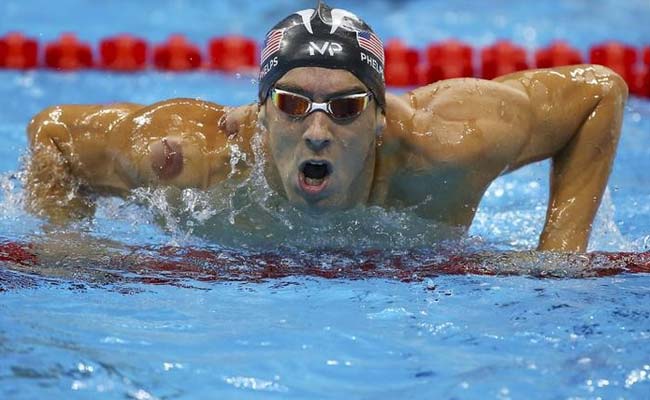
(356, 30, 384, 64)
(261, 28, 285, 64)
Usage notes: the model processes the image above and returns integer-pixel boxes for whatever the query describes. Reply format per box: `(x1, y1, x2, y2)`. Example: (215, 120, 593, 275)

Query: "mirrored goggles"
(269, 88, 372, 121)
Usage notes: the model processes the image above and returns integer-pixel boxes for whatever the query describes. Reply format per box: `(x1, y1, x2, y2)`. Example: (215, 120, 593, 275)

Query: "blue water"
(1, 0, 650, 398)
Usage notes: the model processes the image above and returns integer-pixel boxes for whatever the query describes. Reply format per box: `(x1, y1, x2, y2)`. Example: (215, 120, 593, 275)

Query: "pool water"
(1, 0, 650, 398)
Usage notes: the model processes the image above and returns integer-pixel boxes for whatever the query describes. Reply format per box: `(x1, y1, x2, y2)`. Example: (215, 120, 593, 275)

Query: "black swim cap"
(258, 1, 386, 110)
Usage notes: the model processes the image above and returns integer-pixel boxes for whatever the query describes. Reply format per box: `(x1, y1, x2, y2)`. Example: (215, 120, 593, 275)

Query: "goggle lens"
(329, 96, 369, 119)
(271, 90, 310, 116)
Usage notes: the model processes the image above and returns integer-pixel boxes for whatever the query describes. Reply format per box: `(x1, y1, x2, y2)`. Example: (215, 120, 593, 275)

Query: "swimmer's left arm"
(494, 65, 628, 252)
(389, 64, 627, 252)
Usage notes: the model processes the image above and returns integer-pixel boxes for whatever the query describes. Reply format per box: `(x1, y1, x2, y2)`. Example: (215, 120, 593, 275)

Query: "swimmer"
(25, 2, 628, 252)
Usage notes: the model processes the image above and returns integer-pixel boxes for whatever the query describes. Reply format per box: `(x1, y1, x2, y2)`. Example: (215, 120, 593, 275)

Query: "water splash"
(76, 122, 468, 251)
(0, 144, 635, 255)
(589, 187, 634, 251)
(0, 171, 25, 218)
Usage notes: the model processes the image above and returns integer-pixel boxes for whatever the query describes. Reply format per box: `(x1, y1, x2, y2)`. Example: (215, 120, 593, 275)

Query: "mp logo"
(308, 41, 343, 56)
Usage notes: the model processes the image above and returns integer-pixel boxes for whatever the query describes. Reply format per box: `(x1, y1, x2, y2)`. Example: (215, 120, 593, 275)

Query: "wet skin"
(26, 65, 628, 252)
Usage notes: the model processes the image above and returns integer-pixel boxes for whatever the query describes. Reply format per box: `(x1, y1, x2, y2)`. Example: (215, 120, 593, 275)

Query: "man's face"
(260, 67, 383, 211)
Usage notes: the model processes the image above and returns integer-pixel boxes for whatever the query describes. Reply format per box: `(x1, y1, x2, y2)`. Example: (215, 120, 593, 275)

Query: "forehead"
(275, 67, 367, 95)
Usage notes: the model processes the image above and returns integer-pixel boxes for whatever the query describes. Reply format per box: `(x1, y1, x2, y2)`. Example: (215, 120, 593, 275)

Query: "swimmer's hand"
(24, 143, 96, 224)
(25, 106, 102, 224)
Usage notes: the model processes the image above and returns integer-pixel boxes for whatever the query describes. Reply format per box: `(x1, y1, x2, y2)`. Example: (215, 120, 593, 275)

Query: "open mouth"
(298, 160, 332, 195)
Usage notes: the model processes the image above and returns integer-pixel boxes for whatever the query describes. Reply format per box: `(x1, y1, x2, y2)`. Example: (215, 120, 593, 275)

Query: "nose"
(303, 112, 332, 153)
(305, 136, 331, 152)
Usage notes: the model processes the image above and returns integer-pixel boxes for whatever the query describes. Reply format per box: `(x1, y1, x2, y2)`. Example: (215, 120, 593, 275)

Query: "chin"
(287, 184, 348, 213)
(288, 192, 336, 212)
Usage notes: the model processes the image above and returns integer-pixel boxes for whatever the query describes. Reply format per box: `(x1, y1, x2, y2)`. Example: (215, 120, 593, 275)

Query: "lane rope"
(0, 33, 648, 96)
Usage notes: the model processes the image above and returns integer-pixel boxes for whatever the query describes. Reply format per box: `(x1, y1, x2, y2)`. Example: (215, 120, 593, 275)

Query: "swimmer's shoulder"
(384, 78, 531, 168)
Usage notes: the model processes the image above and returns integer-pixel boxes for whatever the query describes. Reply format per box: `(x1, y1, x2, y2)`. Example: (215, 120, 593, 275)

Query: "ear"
(375, 107, 386, 137)
(258, 103, 268, 129)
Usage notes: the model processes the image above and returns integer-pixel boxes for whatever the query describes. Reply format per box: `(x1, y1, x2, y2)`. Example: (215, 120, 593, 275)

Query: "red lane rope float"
(590, 42, 637, 82)
(153, 34, 202, 71)
(590, 42, 638, 92)
(208, 36, 258, 73)
(0, 32, 38, 69)
(535, 41, 583, 68)
(384, 39, 420, 86)
(44, 33, 93, 70)
(481, 40, 529, 79)
(424, 39, 474, 82)
(100, 34, 148, 71)
(0, 32, 648, 97)
(1, 240, 649, 290)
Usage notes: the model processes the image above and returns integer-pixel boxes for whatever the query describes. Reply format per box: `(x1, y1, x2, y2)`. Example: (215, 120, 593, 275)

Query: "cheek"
(338, 122, 376, 166)
(341, 137, 373, 176)
(267, 126, 300, 166)
(264, 111, 290, 151)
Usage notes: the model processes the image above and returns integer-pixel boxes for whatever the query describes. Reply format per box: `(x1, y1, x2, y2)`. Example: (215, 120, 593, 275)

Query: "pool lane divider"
(1, 239, 649, 288)
(0, 32, 649, 97)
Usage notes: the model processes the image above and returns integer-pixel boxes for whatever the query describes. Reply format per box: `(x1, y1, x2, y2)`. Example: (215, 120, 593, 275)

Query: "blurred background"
(2, 0, 649, 49)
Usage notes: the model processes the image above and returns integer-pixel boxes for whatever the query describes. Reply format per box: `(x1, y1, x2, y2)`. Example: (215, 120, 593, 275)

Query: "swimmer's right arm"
(26, 103, 142, 222)
(25, 99, 258, 223)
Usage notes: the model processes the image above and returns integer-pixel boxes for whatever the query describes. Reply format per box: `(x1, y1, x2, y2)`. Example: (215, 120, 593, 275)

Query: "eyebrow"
(274, 83, 367, 100)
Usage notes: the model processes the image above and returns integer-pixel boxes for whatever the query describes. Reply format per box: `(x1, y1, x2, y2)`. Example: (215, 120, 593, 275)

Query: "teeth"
(305, 177, 324, 186)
